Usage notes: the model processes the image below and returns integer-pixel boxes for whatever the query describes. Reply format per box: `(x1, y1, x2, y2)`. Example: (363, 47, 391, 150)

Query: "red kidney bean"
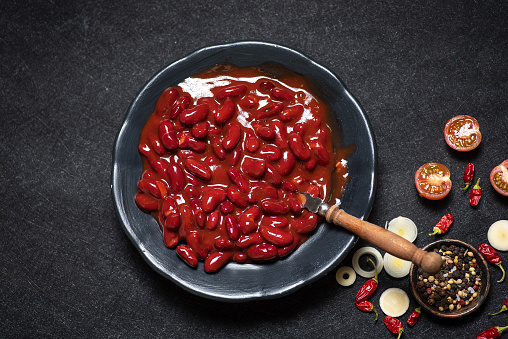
(212, 137, 226, 160)
(257, 102, 284, 119)
(190, 200, 206, 228)
(261, 199, 289, 215)
(258, 145, 281, 162)
(259, 80, 275, 92)
(269, 120, 288, 148)
(291, 212, 318, 234)
(227, 148, 242, 167)
(239, 206, 261, 234)
(226, 186, 248, 208)
(205, 210, 220, 230)
(260, 216, 289, 229)
(246, 243, 278, 261)
(149, 158, 170, 182)
(142, 169, 156, 180)
(232, 253, 247, 262)
(191, 121, 209, 139)
(309, 140, 330, 165)
(184, 158, 212, 181)
(287, 193, 303, 214)
(282, 180, 298, 193)
(178, 131, 206, 153)
(138, 143, 156, 162)
(156, 87, 179, 116)
(288, 132, 311, 161)
(179, 103, 209, 125)
(201, 188, 227, 213)
(135, 192, 159, 211)
(235, 233, 264, 249)
(316, 126, 329, 142)
(245, 136, 260, 153)
(278, 235, 299, 257)
(271, 87, 294, 101)
(204, 251, 232, 273)
(264, 163, 282, 186)
(208, 125, 222, 137)
(222, 123, 242, 151)
(279, 104, 304, 122)
(179, 205, 194, 234)
(167, 163, 186, 192)
(220, 200, 234, 214)
(163, 227, 178, 248)
(138, 179, 168, 199)
(238, 94, 259, 110)
(227, 168, 250, 193)
(183, 185, 200, 201)
(185, 170, 200, 186)
(176, 245, 198, 267)
(225, 215, 240, 240)
(215, 97, 235, 125)
(158, 120, 179, 151)
(259, 225, 294, 247)
(216, 84, 247, 100)
(214, 237, 234, 250)
(247, 182, 278, 204)
(276, 150, 296, 176)
(148, 132, 165, 156)
(241, 157, 266, 179)
(306, 184, 320, 197)
(305, 158, 317, 171)
(186, 232, 208, 259)
(254, 125, 276, 141)
(170, 94, 191, 119)
(293, 123, 306, 136)
(163, 196, 180, 230)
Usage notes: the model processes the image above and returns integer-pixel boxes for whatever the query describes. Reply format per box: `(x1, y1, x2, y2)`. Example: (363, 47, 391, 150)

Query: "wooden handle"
(325, 205, 442, 274)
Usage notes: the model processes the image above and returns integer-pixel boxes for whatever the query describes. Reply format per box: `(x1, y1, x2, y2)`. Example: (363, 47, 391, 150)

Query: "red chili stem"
(488, 298, 508, 316)
(355, 300, 379, 321)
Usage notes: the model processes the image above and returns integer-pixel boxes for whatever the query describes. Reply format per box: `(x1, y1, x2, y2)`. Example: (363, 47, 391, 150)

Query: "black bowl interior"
(111, 41, 377, 301)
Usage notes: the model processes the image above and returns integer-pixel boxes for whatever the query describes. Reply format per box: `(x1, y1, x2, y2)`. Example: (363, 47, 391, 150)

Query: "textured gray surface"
(1, 1, 508, 337)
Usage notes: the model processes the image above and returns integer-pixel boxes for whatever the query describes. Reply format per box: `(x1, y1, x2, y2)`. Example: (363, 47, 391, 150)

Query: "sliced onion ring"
(488, 220, 508, 251)
(335, 266, 356, 286)
(352, 247, 384, 278)
(383, 252, 411, 278)
(387, 216, 417, 243)
(379, 288, 410, 317)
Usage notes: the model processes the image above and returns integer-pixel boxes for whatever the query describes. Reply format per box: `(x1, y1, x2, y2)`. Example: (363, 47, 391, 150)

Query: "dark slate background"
(1, 1, 507, 338)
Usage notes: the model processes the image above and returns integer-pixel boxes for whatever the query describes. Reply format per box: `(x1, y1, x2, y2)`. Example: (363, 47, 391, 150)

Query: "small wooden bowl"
(409, 239, 490, 318)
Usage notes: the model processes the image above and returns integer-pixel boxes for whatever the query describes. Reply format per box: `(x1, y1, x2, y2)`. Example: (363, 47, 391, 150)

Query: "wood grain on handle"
(325, 205, 443, 274)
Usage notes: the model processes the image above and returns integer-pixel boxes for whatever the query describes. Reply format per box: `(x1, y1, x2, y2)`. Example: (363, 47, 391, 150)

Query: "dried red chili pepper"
(429, 213, 454, 236)
(478, 243, 506, 283)
(489, 297, 508, 316)
(470, 178, 482, 206)
(406, 306, 421, 326)
(355, 300, 379, 321)
(476, 325, 508, 339)
(461, 163, 475, 190)
(355, 258, 378, 303)
(384, 316, 404, 339)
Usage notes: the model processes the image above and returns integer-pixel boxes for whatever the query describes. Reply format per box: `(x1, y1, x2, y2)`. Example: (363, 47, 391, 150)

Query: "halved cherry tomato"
(444, 115, 482, 151)
(415, 162, 452, 200)
(490, 159, 508, 197)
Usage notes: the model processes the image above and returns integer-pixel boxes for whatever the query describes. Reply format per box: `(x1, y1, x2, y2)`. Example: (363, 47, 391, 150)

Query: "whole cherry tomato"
(490, 159, 508, 197)
(444, 115, 482, 151)
(415, 162, 452, 200)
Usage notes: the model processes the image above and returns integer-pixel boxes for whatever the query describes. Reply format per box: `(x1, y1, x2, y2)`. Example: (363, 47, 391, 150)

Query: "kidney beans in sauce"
(136, 63, 350, 272)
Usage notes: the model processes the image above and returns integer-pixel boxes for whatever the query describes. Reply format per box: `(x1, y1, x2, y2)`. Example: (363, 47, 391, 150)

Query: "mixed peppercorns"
(416, 244, 483, 313)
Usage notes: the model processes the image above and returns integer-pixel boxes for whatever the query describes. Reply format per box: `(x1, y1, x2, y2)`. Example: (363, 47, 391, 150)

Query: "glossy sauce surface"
(135, 63, 349, 272)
